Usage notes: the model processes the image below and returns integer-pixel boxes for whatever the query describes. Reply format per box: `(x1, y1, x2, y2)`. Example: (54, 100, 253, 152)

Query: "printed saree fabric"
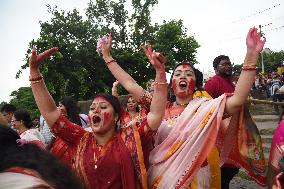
(51, 114, 152, 189)
(148, 94, 266, 188)
(269, 120, 284, 170)
(218, 105, 266, 186)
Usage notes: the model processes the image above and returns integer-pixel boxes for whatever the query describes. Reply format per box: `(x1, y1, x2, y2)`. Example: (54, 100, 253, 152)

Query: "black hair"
(0, 125, 83, 189)
(13, 109, 33, 129)
(1, 104, 16, 113)
(213, 55, 230, 69)
(94, 93, 122, 130)
(59, 96, 82, 126)
(32, 116, 39, 120)
(168, 61, 203, 102)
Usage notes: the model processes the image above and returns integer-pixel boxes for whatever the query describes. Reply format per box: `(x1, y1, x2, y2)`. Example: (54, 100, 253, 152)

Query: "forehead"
(219, 59, 231, 64)
(92, 97, 110, 104)
(128, 96, 135, 101)
(174, 64, 194, 72)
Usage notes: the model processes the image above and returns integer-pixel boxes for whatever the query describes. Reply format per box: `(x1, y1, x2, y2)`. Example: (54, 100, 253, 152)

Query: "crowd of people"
(1, 26, 284, 189)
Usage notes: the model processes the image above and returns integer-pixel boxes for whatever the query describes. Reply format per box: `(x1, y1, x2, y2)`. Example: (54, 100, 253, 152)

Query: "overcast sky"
(0, 0, 283, 102)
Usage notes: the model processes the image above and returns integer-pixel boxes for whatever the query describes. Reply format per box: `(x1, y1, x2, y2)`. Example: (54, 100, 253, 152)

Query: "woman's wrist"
(30, 69, 41, 78)
(103, 55, 113, 63)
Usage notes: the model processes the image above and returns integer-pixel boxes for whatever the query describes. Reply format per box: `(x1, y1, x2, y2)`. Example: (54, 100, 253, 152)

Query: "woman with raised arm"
(29, 45, 167, 188)
(101, 27, 266, 188)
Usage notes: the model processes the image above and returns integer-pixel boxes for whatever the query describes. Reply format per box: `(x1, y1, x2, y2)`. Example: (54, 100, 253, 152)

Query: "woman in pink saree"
(267, 120, 284, 188)
(101, 27, 266, 188)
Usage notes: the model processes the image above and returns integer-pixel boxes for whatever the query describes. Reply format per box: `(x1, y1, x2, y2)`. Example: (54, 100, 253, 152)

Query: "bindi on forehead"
(181, 64, 190, 69)
(92, 97, 109, 104)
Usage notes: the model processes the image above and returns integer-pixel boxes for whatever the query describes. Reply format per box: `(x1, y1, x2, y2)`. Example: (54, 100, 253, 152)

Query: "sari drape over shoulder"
(148, 94, 266, 189)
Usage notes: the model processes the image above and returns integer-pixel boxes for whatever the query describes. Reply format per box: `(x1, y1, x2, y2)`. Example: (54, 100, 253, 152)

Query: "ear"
(214, 68, 219, 74)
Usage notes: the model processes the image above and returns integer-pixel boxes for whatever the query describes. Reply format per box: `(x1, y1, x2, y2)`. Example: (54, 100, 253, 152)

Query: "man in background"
(205, 55, 238, 189)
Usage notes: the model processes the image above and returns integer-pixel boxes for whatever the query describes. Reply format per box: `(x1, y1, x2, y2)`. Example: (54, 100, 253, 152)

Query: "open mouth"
(92, 115, 101, 124)
(179, 81, 187, 89)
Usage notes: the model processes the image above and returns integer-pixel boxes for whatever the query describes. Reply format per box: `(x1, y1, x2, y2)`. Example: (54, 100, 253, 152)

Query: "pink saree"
(148, 94, 266, 188)
(269, 120, 284, 171)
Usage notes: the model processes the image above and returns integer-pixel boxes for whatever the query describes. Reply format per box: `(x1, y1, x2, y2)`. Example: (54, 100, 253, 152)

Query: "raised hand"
(246, 27, 266, 55)
(142, 42, 166, 71)
(113, 80, 120, 88)
(29, 47, 58, 71)
(100, 33, 112, 59)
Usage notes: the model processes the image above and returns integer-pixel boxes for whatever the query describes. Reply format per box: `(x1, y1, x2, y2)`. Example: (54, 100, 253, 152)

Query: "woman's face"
(89, 97, 116, 134)
(126, 96, 138, 112)
(58, 102, 67, 115)
(11, 115, 23, 130)
(171, 64, 196, 98)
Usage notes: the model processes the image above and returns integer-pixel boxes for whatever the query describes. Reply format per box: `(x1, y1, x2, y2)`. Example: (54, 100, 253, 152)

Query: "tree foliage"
(16, 0, 199, 103)
(258, 50, 284, 73)
(9, 87, 39, 118)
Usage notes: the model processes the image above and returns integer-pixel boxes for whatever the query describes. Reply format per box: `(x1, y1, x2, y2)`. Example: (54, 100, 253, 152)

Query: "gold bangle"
(241, 64, 257, 71)
(30, 79, 43, 84)
(153, 81, 168, 85)
(242, 66, 257, 71)
(29, 74, 43, 81)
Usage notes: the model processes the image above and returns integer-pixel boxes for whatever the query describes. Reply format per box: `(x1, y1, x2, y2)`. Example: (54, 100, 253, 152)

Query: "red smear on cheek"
(187, 79, 196, 93)
(103, 112, 111, 122)
(172, 79, 177, 92)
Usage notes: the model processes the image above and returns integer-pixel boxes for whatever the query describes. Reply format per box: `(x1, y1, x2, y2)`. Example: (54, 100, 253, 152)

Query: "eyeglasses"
(218, 63, 232, 68)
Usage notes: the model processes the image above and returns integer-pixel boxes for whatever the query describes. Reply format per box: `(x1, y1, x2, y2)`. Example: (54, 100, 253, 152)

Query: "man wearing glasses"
(204, 55, 238, 189)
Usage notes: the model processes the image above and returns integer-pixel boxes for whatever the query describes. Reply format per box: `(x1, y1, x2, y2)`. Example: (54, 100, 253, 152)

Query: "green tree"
(9, 87, 39, 118)
(16, 0, 200, 102)
(257, 50, 284, 73)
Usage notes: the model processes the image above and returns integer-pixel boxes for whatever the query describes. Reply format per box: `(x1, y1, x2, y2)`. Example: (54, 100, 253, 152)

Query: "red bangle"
(29, 74, 43, 81)
(106, 59, 116, 65)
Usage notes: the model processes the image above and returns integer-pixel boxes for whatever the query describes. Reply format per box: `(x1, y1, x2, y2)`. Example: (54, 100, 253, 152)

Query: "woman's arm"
(225, 27, 266, 115)
(29, 48, 61, 127)
(100, 35, 167, 130)
(101, 34, 145, 101)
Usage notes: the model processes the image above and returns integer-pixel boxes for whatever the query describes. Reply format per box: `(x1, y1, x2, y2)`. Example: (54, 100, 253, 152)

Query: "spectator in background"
(269, 72, 282, 113)
(204, 55, 234, 99)
(12, 110, 45, 148)
(32, 116, 40, 129)
(39, 115, 54, 146)
(277, 64, 284, 76)
(1, 104, 16, 127)
(204, 55, 239, 189)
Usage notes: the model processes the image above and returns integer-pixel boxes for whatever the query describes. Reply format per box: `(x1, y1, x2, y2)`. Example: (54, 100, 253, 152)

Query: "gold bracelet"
(30, 79, 43, 84)
(153, 81, 168, 85)
(29, 74, 43, 81)
(242, 66, 257, 71)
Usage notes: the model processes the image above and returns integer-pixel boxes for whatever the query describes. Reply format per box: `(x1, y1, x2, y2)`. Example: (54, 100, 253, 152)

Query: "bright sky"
(0, 0, 283, 102)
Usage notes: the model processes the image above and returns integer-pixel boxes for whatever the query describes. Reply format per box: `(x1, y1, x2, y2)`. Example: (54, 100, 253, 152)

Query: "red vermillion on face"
(171, 64, 196, 98)
(89, 97, 116, 134)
